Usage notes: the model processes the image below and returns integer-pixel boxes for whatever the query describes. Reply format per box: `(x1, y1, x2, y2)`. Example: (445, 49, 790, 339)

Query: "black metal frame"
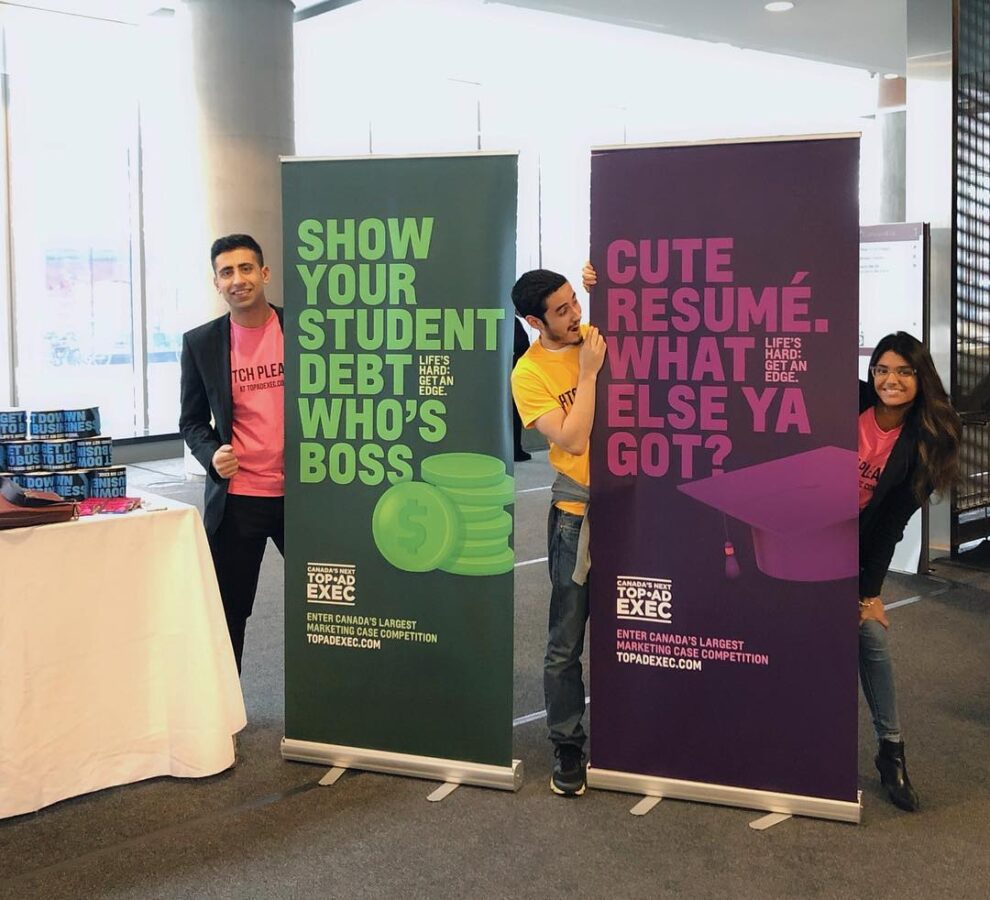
(951, 0, 990, 554)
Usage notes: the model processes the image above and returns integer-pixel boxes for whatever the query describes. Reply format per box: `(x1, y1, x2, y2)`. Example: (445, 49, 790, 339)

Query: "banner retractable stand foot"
(282, 739, 523, 792)
(588, 768, 861, 824)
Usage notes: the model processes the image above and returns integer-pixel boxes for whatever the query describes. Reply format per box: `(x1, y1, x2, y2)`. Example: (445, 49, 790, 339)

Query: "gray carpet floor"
(1, 452, 988, 899)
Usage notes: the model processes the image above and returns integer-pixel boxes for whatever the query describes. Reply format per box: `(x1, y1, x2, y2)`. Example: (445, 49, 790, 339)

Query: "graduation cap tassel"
(722, 513, 741, 579)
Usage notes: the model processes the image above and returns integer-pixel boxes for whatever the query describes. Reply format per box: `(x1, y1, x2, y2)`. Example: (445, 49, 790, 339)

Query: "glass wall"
(0, 5, 190, 438)
(0, 0, 885, 439)
(295, 0, 880, 287)
(5, 10, 141, 436)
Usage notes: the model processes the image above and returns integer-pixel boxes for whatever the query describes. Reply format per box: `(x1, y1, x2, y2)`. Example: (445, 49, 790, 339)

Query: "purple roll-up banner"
(588, 136, 861, 822)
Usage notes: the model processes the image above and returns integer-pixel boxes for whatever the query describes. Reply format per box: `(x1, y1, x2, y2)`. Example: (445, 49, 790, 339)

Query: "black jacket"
(858, 381, 924, 598)
(179, 304, 284, 535)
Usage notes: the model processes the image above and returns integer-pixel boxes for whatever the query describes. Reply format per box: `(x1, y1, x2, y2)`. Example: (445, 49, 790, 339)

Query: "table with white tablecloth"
(0, 496, 246, 819)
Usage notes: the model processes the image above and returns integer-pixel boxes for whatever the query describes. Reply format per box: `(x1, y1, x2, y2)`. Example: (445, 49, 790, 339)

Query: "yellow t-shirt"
(511, 327, 589, 515)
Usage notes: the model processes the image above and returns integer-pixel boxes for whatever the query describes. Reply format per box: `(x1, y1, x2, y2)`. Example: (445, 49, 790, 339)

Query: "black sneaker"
(550, 745, 586, 796)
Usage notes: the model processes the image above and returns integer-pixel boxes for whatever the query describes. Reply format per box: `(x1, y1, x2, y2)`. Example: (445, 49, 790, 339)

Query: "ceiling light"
(764, 2, 795, 11)
(883, 73, 900, 80)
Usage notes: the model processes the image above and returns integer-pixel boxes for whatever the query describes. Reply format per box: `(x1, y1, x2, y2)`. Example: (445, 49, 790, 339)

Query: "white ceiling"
(5, 0, 912, 75)
(0, 0, 166, 20)
(294, 0, 908, 75)
(487, 0, 906, 74)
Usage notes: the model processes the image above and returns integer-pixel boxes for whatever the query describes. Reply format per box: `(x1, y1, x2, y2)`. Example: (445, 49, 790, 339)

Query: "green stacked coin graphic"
(371, 452, 514, 576)
(371, 481, 462, 573)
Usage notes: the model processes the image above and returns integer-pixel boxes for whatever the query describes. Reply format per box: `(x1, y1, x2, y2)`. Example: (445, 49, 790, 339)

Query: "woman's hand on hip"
(859, 596, 889, 629)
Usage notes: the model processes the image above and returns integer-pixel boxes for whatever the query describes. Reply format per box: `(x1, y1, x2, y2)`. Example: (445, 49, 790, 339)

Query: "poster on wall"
(280, 153, 521, 790)
(588, 136, 861, 821)
(860, 223, 928, 574)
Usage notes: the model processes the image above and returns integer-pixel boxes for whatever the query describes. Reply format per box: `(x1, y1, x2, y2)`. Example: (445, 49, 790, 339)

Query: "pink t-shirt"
(228, 311, 284, 497)
(858, 407, 902, 511)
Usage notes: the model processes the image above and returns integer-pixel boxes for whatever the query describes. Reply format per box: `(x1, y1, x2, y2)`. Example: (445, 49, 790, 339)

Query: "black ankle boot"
(875, 739, 920, 812)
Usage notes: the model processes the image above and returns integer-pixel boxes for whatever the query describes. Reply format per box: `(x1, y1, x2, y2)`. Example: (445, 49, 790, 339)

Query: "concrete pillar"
(180, 0, 294, 474)
(186, 0, 294, 311)
(878, 99, 906, 225)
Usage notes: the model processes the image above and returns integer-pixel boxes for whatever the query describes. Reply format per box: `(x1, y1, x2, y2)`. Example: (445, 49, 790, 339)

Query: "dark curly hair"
(511, 269, 567, 322)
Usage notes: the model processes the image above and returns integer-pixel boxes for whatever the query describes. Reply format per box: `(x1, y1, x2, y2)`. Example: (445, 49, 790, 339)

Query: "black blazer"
(179, 304, 284, 535)
(858, 380, 924, 598)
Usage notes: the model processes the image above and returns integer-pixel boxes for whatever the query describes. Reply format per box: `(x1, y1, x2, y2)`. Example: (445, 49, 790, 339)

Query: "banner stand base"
(426, 782, 460, 802)
(749, 812, 792, 831)
(318, 766, 346, 786)
(587, 766, 861, 824)
(282, 738, 523, 792)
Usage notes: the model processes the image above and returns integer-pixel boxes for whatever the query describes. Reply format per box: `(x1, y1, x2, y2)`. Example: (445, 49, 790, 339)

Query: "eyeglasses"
(871, 365, 917, 378)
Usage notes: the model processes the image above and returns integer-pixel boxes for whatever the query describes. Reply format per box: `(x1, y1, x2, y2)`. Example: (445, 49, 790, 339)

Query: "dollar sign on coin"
(372, 482, 463, 572)
(395, 499, 428, 555)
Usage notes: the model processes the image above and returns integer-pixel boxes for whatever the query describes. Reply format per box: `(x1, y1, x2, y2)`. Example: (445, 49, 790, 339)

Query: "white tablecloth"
(0, 496, 246, 819)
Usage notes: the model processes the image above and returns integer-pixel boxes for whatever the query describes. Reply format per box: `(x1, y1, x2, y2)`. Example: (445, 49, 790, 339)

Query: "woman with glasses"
(859, 332, 960, 811)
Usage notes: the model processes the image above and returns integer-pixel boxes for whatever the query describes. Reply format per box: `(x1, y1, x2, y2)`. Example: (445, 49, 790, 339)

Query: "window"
(4, 9, 142, 435)
(295, 0, 878, 281)
(1, 5, 190, 439)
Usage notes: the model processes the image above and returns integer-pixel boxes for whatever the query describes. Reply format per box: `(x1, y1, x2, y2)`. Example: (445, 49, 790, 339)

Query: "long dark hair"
(866, 332, 961, 500)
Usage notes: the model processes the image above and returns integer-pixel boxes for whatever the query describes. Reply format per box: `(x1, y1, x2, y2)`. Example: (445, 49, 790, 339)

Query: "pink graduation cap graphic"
(677, 446, 858, 582)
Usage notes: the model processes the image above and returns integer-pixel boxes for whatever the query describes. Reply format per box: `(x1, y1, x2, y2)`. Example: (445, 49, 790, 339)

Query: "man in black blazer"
(180, 234, 285, 673)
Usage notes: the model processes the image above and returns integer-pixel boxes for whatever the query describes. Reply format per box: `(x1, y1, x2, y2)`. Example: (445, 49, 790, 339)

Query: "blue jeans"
(858, 618, 902, 743)
(545, 506, 589, 754)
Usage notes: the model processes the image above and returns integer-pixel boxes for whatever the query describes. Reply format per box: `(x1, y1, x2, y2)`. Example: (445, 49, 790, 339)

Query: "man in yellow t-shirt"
(510, 268, 606, 797)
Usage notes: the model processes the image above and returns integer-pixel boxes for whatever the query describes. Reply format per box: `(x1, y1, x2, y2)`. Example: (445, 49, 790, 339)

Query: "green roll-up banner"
(281, 153, 521, 789)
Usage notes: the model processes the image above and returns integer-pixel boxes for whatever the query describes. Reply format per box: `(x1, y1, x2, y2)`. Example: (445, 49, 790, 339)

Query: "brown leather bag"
(0, 476, 78, 529)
